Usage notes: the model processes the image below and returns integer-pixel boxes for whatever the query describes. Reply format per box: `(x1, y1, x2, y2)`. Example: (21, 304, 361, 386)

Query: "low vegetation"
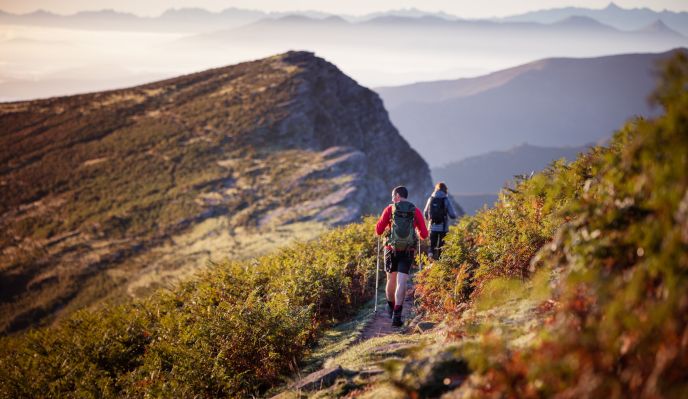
(0, 50, 427, 334)
(1, 51, 685, 399)
(409, 51, 688, 398)
(0, 54, 310, 333)
(0, 219, 378, 398)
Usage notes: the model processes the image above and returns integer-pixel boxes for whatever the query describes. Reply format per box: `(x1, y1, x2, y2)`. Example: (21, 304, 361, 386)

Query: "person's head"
(391, 186, 408, 203)
(435, 182, 448, 194)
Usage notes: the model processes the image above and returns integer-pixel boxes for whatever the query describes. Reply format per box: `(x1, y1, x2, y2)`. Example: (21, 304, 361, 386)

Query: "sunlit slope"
(0, 51, 431, 333)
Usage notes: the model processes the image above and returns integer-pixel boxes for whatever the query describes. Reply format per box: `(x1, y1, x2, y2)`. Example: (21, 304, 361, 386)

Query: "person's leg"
(395, 272, 408, 306)
(386, 272, 397, 304)
(384, 249, 397, 317)
(392, 252, 412, 327)
(430, 231, 440, 259)
(436, 232, 447, 259)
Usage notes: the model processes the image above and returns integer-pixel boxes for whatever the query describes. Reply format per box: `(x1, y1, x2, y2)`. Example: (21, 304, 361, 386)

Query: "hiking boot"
(386, 301, 394, 319)
(392, 305, 403, 327)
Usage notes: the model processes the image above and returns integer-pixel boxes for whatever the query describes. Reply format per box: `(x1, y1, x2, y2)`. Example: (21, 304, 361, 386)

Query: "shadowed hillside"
(434, 143, 589, 214)
(377, 50, 684, 166)
(0, 51, 431, 334)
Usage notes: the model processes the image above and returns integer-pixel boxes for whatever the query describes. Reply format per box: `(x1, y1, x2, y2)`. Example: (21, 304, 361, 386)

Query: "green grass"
(0, 219, 380, 398)
(0, 53, 313, 331)
(326, 334, 429, 372)
(299, 295, 378, 375)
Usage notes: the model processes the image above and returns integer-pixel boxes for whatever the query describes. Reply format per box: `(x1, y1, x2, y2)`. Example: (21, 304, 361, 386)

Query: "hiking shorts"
(384, 248, 413, 274)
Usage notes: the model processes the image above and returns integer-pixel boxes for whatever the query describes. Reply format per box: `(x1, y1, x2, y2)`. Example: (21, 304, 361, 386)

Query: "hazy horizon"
(1, 0, 687, 101)
(1, 0, 687, 18)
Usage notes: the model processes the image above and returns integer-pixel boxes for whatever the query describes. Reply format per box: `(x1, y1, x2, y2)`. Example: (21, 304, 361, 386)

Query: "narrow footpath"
(271, 267, 434, 398)
(360, 276, 417, 339)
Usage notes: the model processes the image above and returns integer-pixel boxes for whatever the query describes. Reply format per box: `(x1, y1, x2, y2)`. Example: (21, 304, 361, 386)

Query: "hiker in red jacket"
(376, 185, 428, 327)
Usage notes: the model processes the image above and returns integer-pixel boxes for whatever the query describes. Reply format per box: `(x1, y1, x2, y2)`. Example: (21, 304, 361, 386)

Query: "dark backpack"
(388, 201, 417, 251)
(429, 197, 447, 225)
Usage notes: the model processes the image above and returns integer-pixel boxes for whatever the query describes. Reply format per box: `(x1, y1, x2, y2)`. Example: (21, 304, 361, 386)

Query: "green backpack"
(387, 201, 417, 251)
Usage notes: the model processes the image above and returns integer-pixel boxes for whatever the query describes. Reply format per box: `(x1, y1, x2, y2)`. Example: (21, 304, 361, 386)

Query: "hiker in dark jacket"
(376, 185, 429, 327)
(423, 182, 458, 260)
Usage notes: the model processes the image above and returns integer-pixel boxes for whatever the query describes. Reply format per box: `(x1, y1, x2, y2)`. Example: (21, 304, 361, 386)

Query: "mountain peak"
(605, 2, 623, 11)
(640, 19, 683, 37)
(648, 19, 669, 29)
(274, 50, 319, 65)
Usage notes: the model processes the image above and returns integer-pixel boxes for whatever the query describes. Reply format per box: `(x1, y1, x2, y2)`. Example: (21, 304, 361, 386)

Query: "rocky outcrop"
(274, 51, 431, 209)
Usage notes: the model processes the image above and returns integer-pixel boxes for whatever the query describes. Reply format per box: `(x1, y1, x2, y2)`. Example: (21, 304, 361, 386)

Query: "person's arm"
(446, 197, 458, 219)
(376, 205, 392, 236)
(414, 207, 429, 240)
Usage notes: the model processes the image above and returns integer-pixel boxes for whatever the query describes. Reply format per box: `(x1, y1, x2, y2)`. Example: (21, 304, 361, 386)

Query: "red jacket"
(375, 202, 429, 240)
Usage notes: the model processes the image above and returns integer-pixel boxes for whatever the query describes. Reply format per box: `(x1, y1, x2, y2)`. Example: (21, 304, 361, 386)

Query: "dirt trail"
(270, 269, 426, 397)
(360, 273, 417, 339)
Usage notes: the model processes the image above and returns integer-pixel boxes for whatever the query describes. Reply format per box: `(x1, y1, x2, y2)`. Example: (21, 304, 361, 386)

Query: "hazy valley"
(377, 50, 680, 166)
(1, 3, 686, 100)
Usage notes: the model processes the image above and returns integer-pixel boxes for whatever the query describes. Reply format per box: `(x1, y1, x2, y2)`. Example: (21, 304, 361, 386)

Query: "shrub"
(0, 218, 378, 398)
(414, 51, 688, 398)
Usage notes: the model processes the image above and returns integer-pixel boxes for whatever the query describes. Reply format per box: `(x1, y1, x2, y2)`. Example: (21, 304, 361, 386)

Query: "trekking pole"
(418, 240, 422, 272)
(374, 236, 380, 313)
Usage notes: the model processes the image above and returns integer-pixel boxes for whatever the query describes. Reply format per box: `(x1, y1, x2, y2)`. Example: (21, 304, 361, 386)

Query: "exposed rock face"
(274, 51, 431, 210)
(0, 51, 431, 333)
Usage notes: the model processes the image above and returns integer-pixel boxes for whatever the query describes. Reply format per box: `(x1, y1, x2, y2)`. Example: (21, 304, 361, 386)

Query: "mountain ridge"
(2, 4, 687, 37)
(3, 4, 686, 100)
(0, 51, 431, 333)
(503, 1, 688, 35)
(376, 49, 683, 166)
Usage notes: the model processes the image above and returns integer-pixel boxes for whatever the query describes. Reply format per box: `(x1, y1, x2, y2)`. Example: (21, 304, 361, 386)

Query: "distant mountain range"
(0, 8, 266, 32)
(0, 7, 465, 33)
(1, 3, 687, 35)
(503, 2, 688, 36)
(0, 51, 430, 333)
(170, 13, 685, 88)
(186, 12, 685, 43)
(2, 4, 686, 100)
(376, 50, 683, 166)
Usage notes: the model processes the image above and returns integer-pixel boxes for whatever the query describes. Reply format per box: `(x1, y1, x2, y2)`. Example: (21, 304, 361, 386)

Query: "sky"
(0, 0, 687, 18)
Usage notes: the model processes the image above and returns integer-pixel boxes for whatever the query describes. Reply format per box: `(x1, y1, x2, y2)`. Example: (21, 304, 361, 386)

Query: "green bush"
(0, 218, 378, 398)
(415, 152, 599, 313)
(413, 51, 688, 398)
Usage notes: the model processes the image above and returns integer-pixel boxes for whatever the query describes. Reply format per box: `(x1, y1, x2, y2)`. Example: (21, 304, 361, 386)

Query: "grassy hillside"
(0, 51, 431, 334)
(0, 219, 379, 398)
